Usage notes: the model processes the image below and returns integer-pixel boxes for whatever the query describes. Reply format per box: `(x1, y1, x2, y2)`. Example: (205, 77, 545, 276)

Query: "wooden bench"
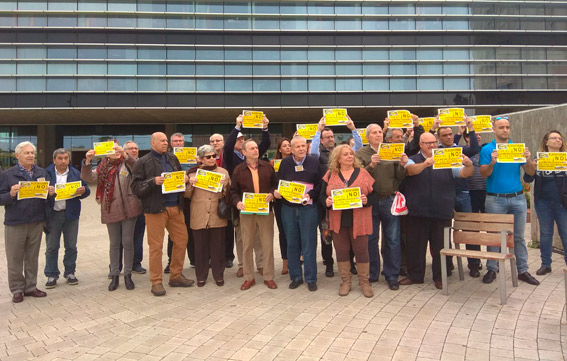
(440, 212, 518, 305)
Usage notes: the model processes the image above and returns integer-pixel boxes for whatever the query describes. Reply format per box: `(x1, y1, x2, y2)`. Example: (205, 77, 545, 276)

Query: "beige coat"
(185, 166, 230, 230)
(81, 156, 142, 224)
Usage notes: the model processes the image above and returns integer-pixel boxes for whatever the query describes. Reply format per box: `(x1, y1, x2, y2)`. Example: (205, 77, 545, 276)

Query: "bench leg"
(441, 253, 448, 295)
(499, 260, 507, 305)
(457, 256, 464, 281)
(510, 257, 518, 287)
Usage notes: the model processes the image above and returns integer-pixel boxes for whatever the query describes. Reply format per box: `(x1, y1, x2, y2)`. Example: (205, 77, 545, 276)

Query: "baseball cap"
(237, 132, 245, 138)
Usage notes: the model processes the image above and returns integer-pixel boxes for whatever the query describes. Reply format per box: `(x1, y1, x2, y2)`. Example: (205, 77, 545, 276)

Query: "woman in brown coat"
(81, 144, 142, 291)
(186, 144, 230, 287)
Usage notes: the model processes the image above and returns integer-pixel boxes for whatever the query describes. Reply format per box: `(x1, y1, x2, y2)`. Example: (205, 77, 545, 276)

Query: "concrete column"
(36, 125, 56, 168)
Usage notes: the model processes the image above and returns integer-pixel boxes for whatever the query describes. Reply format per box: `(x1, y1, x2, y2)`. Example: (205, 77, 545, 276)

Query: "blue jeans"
(368, 196, 401, 282)
(44, 211, 79, 278)
(535, 198, 567, 267)
(282, 204, 319, 283)
(133, 214, 145, 268)
(485, 194, 529, 273)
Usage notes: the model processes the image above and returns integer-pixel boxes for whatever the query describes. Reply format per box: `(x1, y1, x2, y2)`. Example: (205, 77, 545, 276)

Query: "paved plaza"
(0, 196, 566, 361)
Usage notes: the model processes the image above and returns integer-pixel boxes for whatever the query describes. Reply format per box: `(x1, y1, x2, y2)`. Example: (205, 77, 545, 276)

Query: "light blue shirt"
(309, 129, 363, 158)
(479, 139, 524, 193)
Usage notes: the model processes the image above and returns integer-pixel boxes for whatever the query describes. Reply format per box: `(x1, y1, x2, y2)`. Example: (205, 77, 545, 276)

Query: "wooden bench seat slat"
(453, 221, 513, 233)
(453, 231, 514, 248)
(454, 212, 514, 223)
(440, 248, 513, 261)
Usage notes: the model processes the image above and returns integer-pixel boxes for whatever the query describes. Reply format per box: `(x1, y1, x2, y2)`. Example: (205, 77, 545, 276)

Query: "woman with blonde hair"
(320, 144, 376, 297)
(524, 130, 567, 275)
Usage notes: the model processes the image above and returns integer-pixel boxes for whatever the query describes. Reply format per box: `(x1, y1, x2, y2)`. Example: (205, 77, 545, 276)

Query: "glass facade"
(0, 1, 566, 113)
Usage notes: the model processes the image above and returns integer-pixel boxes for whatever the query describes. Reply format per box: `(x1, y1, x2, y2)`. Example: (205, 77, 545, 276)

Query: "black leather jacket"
(131, 151, 184, 214)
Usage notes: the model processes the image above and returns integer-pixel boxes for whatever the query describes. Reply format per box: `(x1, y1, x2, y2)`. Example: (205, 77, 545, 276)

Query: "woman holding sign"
(271, 138, 291, 275)
(320, 144, 376, 297)
(186, 145, 230, 287)
(524, 130, 567, 275)
(81, 144, 142, 291)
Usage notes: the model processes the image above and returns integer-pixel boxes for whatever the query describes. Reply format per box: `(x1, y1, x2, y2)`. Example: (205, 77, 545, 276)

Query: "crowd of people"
(1, 114, 566, 303)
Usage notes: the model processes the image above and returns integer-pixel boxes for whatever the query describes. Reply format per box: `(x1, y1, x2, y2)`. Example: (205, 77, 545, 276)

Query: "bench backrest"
(452, 212, 515, 249)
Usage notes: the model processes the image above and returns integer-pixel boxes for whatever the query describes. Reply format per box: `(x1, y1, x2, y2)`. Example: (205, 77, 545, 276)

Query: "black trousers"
(406, 216, 452, 283)
(225, 220, 235, 262)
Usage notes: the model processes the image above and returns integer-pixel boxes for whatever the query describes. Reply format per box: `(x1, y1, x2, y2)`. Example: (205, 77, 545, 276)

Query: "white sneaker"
(45, 277, 57, 289)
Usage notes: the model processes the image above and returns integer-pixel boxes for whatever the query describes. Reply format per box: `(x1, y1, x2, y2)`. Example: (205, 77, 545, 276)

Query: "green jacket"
(356, 145, 406, 199)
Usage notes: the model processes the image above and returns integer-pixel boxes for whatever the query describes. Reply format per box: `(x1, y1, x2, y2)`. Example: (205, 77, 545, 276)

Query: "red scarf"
(96, 157, 122, 212)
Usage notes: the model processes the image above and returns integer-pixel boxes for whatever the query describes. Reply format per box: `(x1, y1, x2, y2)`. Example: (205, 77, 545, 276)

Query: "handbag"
(390, 191, 408, 216)
(217, 193, 231, 219)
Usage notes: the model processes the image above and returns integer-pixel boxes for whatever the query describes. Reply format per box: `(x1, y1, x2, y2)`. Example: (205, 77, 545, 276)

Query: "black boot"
(109, 276, 119, 291)
(124, 274, 135, 290)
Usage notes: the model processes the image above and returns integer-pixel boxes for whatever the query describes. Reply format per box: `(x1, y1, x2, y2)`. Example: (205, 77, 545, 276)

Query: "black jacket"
(0, 165, 49, 226)
(223, 127, 271, 176)
(131, 151, 184, 214)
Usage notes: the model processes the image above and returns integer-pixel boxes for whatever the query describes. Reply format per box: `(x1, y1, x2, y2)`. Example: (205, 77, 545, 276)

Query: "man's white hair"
(15, 141, 36, 154)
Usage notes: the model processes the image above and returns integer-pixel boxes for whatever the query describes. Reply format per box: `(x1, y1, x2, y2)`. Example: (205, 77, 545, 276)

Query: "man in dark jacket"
(131, 132, 194, 296)
(223, 114, 271, 277)
(44, 148, 90, 289)
(0, 141, 55, 303)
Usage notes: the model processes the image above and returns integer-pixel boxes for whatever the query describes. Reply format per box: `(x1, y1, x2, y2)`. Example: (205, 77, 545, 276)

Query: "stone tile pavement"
(0, 196, 566, 360)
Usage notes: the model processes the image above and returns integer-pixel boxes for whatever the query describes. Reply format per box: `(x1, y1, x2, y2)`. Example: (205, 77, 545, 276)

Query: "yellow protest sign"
(357, 129, 368, 145)
(93, 141, 115, 156)
(438, 108, 465, 126)
(241, 193, 270, 215)
(323, 108, 348, 126)
(54, 181, 82, 201)
(161, 171, 186, 194)
(433, 148, 463, 169)
(387, 110, 413, 128)
(497, 143, 526, 163)
(17, 181, 49, 200)
(296, 124, 318, 140)
(194, 169, 224, 193)
(277, 180, 306, 204)
(378, 143, 405, 162)
(173, 147, 197, 165)
(332, 187, 362, 211)
(471, 115, 493, 133)
(420, 117, 435, 133)
(273, 159, 282, 172)
(242, 110, 264, 129)
(537, 152, 567, 171)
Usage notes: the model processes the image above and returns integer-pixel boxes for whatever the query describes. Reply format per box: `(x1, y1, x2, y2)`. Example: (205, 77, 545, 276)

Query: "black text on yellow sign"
(161, 171, 186, 194)
(277, 180, 306, 204)
(55, 181, 82, 201)
(419, 117, 435, 133)
(242, 110, 264, 129)
(331, 187, 362, 211)
(433, 148, 463, 169)
(194, 169, 224, 193)
(378, 143, 405, 161)
(497, 143, 526, 163)
(537, 152, 567, 171)
(438, 108, 465, 126)
(174, 147, 197, 164)
(323, 108, 348, 126)
(387, 110, 413, 128)
(296, 124, 318, 140)
(17, 181, 49, 200)
(241, 192, 270, 215)
(471, 115, 493, 133)
(93, 141, 115, 156)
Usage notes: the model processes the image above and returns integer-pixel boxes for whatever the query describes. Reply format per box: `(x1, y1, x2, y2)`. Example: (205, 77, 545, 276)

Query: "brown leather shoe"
(151, 283, 166, 296)
(264, 280, 277, 289)
(169, 274, 195, 287)
(12, 292, 24, 303)
(434, 281, 443, 290)
(236, 268, 244, 278)
(24, 289, 47, 297)
(240, 279, 255, 290)
(257, 268, 263, 275)
(399, 277, 414, 285)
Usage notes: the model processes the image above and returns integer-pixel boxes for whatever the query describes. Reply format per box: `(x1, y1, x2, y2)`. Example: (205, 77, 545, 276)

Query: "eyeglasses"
(126, 147, 138, 150)
(548, 136, 563, 141)
(494, 116, 509, 120)
(420, 141, 438, 146)
(203, 154, 216, 159)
